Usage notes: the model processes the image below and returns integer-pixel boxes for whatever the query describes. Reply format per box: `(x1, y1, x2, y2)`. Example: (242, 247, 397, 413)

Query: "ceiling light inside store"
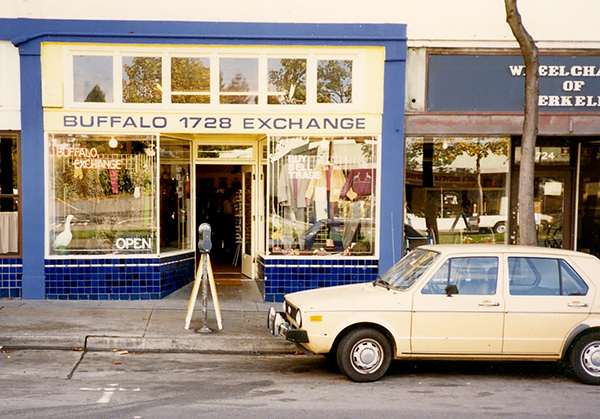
(109, 137, 118, 148)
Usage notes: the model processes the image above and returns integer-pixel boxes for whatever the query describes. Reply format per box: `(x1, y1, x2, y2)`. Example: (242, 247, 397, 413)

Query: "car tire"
(570, 332, 600, 385)
(493, 221, 506, 234)
(336, 328, 392, 382)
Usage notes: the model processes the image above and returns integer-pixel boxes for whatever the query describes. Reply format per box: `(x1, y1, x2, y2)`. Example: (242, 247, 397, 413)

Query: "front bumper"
(267, 307, 309, 343)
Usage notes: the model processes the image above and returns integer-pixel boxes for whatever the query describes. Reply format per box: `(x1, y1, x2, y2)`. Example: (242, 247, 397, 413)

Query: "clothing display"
(340, 168, 376, 199)
(277, 163, 310, 211)
(305, 163, 347, 221)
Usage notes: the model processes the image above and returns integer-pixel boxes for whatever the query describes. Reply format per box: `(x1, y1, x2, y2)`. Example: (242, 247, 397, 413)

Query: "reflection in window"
(73, 55, 114, 103)
(160, 138, 192, 252)
(48, 134, 157, 255)
(0, 134, 20, 255)
(317, 60, 352, 104)
(171, 57, 210, 104)
(197, 145, 253, 159)
(268, 59, 306, 105)
(269, 136, 378, 256)
(422, 257, 498, 295)
(404, 137, 510, 246)
(508, 257, 588, 296)
(123, 56, 162, 103)
(219, 58, 258, 104)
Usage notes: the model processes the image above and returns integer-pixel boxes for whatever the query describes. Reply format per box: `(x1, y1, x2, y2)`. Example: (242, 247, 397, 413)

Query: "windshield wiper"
(373, 276, 391, 290)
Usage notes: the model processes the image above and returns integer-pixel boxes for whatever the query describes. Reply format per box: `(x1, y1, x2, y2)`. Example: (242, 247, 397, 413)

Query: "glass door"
(241, 165, 255, 278)
(577, 142, 600, 256)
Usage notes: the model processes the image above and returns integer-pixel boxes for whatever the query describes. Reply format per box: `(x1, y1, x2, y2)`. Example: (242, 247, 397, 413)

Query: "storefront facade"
(0, 19, 406, 301)
(404, 49, 600, 257)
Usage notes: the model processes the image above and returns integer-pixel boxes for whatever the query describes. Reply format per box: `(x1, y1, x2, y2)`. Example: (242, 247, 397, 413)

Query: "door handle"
(478, 301, 500, 307)
(568, 302, 589, 308)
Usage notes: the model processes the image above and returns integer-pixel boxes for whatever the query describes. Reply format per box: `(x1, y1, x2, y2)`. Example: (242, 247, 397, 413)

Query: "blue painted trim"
(20, 52, 45, 299)
(1, 19, 406, 45)
(380, 59, 406, 272)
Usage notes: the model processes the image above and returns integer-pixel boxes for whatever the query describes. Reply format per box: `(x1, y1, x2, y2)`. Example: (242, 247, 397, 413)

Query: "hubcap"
(351, 338, 383, 374)
(581, 341, 600, 377)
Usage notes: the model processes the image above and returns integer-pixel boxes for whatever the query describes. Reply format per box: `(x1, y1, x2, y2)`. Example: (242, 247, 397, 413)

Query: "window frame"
(63, 46, 364, 111)
(45, 133, 162, 258)
(266, 135, 380, 258)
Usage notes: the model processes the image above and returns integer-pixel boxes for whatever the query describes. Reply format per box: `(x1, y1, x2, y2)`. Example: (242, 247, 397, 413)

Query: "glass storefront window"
(48, 134, 157, 255)
(0, 134, 20, 255)
(269, 136, 378, 256)
(514, 146, 571, 166)
(404, 137, 510, 248)
(159, 138, 192, 252)
(73, 55, 114, 103)
(267, 59, 307, 105)
(317, 59, 353, 104)
(68, 49, 363, 108)
(219, 58, 258, 104)
(122, 56, 162, 103)
(197, 145, 253, 159)
(171, 57, 210, 104)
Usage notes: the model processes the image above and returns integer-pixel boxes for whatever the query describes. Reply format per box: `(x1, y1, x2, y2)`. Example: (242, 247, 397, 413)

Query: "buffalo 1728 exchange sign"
(428, 54, 600, 112)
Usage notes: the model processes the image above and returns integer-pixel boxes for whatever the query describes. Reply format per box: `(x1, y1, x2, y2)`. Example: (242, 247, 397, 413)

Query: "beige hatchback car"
(268, 244, 600, 383)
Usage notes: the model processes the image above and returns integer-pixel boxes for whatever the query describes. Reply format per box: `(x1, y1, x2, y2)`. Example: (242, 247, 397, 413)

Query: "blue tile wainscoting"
(0, 258, 23, 298)
(44, 253, 195, 300)
(259, 256, 379, 303)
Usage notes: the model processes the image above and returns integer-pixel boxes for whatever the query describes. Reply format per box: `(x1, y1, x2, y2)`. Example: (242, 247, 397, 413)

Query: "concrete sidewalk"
(0, 280, 296, 354)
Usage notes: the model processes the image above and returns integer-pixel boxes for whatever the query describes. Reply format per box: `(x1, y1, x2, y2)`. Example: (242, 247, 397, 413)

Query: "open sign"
(115, 237, 152, 250)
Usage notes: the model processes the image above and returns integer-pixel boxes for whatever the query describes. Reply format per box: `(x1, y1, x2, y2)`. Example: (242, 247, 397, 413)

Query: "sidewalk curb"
(0, 334, 297, 354)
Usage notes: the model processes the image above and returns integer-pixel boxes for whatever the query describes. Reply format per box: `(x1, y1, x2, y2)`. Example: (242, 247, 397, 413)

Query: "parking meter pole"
(198, 254, 212, 334)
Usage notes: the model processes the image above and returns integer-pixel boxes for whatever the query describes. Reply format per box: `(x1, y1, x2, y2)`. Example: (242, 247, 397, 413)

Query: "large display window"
(404, 137, 510, 248)
(48, 134, 158, 255)
(269, 136, 378, 256)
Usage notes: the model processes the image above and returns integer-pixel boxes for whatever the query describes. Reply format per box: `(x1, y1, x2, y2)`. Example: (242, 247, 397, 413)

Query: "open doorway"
(196, 164, 246, 278)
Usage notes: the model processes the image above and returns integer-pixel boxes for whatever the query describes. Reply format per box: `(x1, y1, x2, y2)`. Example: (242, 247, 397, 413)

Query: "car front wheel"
(570, 332, 600, 385)
(336, 328, 392, 382)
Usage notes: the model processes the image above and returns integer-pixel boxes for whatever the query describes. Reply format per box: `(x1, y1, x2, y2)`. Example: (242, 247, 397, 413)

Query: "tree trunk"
(505, 0, 539, 246)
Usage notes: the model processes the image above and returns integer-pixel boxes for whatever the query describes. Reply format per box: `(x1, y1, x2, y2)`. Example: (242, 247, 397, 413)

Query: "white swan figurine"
(54, 214, 76, 250)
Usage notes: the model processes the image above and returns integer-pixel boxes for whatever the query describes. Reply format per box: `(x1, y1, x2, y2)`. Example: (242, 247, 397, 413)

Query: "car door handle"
(568, 302, 588, 308)
(479, 301, 500, 307)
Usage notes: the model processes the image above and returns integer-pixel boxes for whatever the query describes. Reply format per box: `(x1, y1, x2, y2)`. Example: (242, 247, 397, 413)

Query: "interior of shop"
(195, 164, 244, 277)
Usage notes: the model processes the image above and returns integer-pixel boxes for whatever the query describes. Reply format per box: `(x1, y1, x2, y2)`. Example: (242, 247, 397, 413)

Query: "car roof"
(417, 244, 599, 260)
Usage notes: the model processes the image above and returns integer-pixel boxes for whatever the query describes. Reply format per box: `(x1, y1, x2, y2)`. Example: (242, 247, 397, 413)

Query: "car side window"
(422, 257, 498, 295)
(508, 257, 588, 296)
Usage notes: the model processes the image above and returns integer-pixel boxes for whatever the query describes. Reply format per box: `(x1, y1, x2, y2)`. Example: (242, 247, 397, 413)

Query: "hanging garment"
(340, 168, 376, 199)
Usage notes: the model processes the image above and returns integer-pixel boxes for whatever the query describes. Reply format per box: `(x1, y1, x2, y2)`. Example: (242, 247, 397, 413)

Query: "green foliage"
(405, 138, 510, 171)
(123, 57, 162, 103)
(268, 59, 307, 104)
(85, 84, 106, 102)
(171, 57, 210, 103)
(317, 60, 353, 103)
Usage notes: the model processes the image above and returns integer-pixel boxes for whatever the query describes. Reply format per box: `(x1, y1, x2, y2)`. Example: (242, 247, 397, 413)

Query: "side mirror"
(198, 223, 212, 254)
(445, 284, 459, 296)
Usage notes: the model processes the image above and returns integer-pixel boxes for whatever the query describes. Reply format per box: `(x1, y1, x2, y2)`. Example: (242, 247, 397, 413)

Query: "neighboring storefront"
(0, 41, 21, 298)
(404, 50, 600, 257)
(0, 19, 406, 301)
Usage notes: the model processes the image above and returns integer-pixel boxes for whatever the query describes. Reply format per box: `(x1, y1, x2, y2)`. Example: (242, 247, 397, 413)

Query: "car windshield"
(376, 249, 439, 290)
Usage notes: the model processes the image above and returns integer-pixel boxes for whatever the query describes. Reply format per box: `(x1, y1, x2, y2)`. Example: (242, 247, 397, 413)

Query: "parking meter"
(198, 223, 212, 254)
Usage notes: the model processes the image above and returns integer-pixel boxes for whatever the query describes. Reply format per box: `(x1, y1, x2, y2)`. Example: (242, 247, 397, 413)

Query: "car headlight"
(295, 310, 302, 328)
